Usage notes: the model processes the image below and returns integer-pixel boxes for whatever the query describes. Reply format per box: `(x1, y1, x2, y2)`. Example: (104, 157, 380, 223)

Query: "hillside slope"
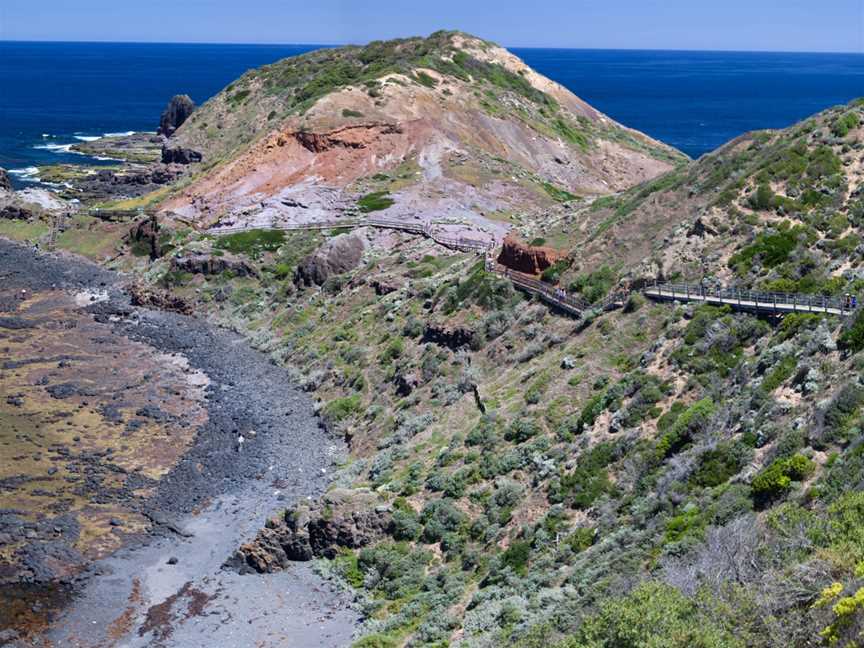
(97, 98, 864, 648)
(161, 31, 683, 237)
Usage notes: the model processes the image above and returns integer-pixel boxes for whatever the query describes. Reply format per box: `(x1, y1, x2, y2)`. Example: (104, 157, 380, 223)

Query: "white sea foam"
(33, 142, 73, 152)
(74, 135, 101, 142)
(9, 167, 40, 181)
(103, 130, 136, 137)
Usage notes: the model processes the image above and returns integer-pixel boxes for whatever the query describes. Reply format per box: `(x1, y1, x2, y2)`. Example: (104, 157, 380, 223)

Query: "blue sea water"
(1, 41, 863, 187)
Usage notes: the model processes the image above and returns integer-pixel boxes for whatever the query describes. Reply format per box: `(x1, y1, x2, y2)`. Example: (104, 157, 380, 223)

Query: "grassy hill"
(101, 97, 864, 647)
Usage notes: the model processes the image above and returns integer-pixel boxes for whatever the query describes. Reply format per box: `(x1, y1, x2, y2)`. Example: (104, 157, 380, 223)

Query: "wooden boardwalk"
(643, 283, 850, 316)
(108, 207, 856, 320)
(207, 217, 493, 254)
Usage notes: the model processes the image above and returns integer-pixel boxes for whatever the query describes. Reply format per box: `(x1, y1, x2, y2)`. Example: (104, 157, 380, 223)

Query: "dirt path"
(0, 241, 358, 647)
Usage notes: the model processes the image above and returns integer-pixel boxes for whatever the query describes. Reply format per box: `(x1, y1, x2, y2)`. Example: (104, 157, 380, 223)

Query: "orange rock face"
(496, 235, 565, 275)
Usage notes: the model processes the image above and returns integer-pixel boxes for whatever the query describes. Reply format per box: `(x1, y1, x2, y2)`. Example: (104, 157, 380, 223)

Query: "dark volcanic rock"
(294, 234, 365, 287)
(128, 214, 163, 259)
(233, 489, 392, 573)
(423, 322, 478, 350)
(394, 371, 420, 396)
(170, 253, 257, 278)
(161, 146, 203, 165)
(127, 283, 193, 315)
(0, 168, 11, 191)
(0, 204, 35, 221)
(158, 94, 196, 137)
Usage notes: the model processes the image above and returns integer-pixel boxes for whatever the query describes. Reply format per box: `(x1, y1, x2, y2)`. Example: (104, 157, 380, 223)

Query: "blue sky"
(1, 0, 862, 52)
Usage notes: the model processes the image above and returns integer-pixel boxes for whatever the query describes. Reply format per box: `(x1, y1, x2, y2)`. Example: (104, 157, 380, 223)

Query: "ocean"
(1, 41, 863, 187)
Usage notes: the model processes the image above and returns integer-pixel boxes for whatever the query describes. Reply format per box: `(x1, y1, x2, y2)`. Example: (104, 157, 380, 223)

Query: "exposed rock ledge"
(497, 234, 565, 275)
(229, 489, 393, 573)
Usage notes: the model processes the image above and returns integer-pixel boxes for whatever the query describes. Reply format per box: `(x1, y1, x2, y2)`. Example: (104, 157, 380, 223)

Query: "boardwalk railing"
(643, 282, 850, 316)
(484, 256, 634, 319)
(109, 208, 855, 320)
(207, 217, 494, 254)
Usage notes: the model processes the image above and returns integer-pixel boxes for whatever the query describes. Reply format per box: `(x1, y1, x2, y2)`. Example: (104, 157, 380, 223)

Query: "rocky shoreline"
(0, 240, 358, 647)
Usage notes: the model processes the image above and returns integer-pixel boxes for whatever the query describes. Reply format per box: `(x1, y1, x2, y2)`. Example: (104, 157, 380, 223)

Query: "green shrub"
(357, 191, 395, 213)
(840, 308, 864, 353)
(569, 266, 617, 304)
(832, 111, 860, 137)
(566, 527, 595, 552)
(352, 634, 398, 648)
(690, 442, 749, 488)
(548, 441, 619, 509)
(402, 317, 424, 338)
(762, 355, 797, 392)
(322, 394, 363, 422)
(380, 337, 404, 364)
(751, 453, 815, 503)
(541, 259, 572, 284)
(501, 540, 531, 576)
(542, 182, 579, 203)
(413, 70, 438, 87)
(334, 548, 364, 587)
(728, 226, 800, 271)
(573, 581, 744, 648)
(392, 508, 422, 541)
(342, 108, 364, 118)
(356, 542, 429, 600)
(444, 261, 516, 313)
(656, 398, 715, 459)
(421, 498, 468, 543)
(820, 383, 864, 445)
(214, 228, 285, 257)
(504, 417, 539, 443)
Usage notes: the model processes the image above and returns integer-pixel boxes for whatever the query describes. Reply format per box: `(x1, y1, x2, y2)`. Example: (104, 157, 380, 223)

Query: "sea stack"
(0, 167, 12, 192)
(158, 94, 196, 137)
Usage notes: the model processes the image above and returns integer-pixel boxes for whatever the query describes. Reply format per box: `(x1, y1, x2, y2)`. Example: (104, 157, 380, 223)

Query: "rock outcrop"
(423, 322, 478, 350)
(0, 205, 34, 220)
(0, 168, 12, 192)
(158, 94, 196, 137)
(294, 233, 366, 287)
(497, 235, 565, 275)
(127, 284, 193, 315)
(128, 215, 162, 259)
(231, 489, 393, 573)
(161, 145, 203, 165)
(170, 252, 257, 277)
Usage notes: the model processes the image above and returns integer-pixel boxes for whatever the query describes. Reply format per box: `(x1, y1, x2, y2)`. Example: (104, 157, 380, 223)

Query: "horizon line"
(1, 38, 863, 56)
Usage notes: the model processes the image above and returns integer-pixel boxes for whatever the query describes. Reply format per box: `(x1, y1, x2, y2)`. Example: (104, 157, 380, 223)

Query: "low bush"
(569, 266, 617, 304)
(690, 442, 749, 488)
(548, 441, 619, 509)
(751, 453, 815, 503)
(840, 308, 864, 353)
(357, 191, 395, 213)
(322, 394, 363, 423)
(214, 228, 285, 258)
(656, 398, 715, 459)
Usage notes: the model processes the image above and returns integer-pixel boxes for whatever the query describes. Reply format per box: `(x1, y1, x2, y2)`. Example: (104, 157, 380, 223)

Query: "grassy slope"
(24, 71, 864, 648)
(170, 31, 683, 170)
(138, 99, 864, 648)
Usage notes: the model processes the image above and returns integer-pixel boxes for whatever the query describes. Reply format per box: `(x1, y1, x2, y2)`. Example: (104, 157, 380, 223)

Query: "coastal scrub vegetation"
(50, 40, 864, 648)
